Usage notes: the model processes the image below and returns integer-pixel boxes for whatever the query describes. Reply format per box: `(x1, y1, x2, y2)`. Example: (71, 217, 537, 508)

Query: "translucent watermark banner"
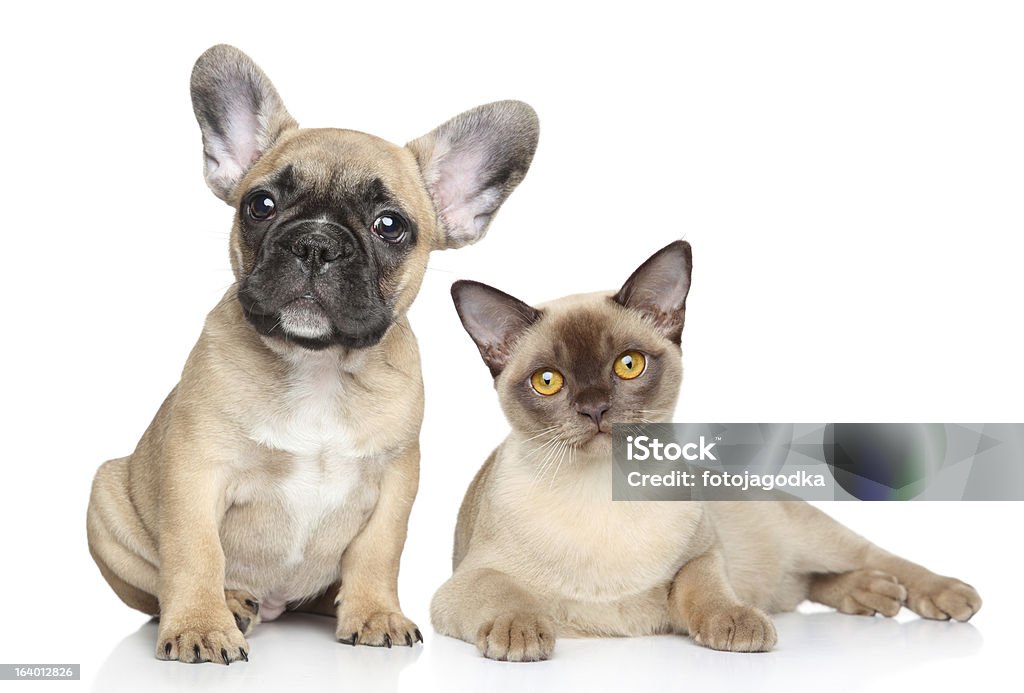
(611, 423, 1024, 501)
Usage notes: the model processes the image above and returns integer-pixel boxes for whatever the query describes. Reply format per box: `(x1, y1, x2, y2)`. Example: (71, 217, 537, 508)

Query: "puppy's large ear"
(190, 45, 298, 202)
(408, 101, 539, 250)
(451, 280, 541, 377)
(613, 241, 693, 344)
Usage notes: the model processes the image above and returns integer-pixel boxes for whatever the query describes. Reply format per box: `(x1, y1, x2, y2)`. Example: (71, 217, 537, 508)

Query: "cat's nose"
(577, 402, 610, 427)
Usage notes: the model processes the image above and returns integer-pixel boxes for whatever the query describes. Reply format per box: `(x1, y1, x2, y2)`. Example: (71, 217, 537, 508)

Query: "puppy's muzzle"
(278, 222, 358, 275)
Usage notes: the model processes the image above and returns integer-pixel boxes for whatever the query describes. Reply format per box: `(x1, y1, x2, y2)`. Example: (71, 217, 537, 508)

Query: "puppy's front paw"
(689, 604, 776, 652)
(906, 576, 982, 622)
(336, 602, 421, 648)
(156, 607, 249, 664)
(476, 612, 555, 662)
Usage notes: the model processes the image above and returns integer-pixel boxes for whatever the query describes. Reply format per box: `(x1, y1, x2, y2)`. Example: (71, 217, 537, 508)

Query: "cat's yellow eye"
(530, 368, 565, 396)
(613, 351, 647, 380)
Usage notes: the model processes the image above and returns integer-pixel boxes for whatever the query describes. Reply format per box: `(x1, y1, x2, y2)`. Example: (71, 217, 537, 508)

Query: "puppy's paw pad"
(690, 605, 776, 652)
(475, 612, 555, 662)
(336, 607, 420, 648)
(907, 577, 981, 622)
(224, 590, 260, 636)
(156, 613, 249, 664)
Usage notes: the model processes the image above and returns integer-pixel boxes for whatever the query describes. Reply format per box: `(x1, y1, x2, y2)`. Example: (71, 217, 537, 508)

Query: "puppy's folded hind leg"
(87, 456, 160, 616)
(224, 590, 260, 635)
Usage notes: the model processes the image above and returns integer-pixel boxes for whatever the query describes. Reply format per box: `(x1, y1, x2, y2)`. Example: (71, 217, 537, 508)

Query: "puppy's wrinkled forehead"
(242, 129, 435, 224)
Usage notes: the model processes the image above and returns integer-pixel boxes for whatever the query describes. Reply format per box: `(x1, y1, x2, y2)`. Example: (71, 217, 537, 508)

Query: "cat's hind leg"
(808, 569, 906, 617)
(782, 502, 982, 622)
(861, 549, 981, 622)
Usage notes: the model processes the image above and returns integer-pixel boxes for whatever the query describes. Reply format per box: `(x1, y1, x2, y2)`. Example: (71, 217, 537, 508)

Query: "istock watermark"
(611, 423, 1024, 501)
(625, 434, 718, 461)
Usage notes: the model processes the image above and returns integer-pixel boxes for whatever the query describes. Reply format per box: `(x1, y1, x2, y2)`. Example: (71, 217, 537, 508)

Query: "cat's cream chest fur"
(469, 436, 705, 602)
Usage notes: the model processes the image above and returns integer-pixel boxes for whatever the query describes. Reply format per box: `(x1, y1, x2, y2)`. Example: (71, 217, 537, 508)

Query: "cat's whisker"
(523, 435, 561, 462)
(544, 439, 569, 478)
(530, 438, 565, 487)
(548, 441, 570, 487)
(524, 429, 561, 449)
(522, 426, 561, 443)
(538, 441, 562, 485)
(635, 410, 671, 416)
(525, 434, 563, 470)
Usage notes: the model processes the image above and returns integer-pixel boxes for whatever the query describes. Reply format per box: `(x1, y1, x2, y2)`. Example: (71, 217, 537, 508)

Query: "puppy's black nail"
(351, 631, 358, 646)
(415, 628, 423, 643)
(193, 644, 201, 661)
(234, 614, 251, 633)
(244, 599, 259, 614)
(405, 632, 413, 647)
(240, 648, 248, 662)
(164, 642, 172, 657)
(221, 648, 229, 665)
(384, 633, 392, 648)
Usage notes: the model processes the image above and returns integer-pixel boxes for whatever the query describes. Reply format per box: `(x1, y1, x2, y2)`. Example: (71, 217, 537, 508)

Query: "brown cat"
(430, 241, 981, 661)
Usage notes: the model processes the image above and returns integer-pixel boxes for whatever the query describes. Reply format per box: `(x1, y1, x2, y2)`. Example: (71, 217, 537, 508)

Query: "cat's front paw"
(689, 604, 776, 652)
(476, 612, 555, 662)
(905, 576, 981, 622)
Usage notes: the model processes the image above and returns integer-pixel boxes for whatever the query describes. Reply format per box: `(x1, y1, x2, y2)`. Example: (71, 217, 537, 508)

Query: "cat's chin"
(576, 430, 614, 452)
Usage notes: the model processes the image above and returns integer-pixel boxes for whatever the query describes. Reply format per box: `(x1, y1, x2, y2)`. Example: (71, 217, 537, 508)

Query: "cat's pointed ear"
(407, 101, 539, 250)
(451, 280, 541, 377)
(191, 45, 298, 202)
(613, 241, 693, 344)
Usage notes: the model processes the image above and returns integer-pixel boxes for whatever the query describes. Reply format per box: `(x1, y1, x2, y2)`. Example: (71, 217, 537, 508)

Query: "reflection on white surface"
(92, 614, 420, 693)
(92, 610, 981, 693)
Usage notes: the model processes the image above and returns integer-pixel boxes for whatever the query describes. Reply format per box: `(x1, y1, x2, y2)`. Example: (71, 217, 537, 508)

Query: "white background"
(1, 1, 1022, 692)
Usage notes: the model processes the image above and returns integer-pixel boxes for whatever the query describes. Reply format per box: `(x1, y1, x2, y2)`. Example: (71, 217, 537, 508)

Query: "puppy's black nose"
(289, 233, 346, 268)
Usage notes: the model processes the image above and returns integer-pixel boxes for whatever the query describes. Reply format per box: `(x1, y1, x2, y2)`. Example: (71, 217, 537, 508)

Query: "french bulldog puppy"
(86, 44, 539, 664)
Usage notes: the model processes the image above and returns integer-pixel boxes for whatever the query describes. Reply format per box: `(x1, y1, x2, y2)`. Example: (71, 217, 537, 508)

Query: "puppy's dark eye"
(372, 214, 407, 244)
(246, 193, 276, 221)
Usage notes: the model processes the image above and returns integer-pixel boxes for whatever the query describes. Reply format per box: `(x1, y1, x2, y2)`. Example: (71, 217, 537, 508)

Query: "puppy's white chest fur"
(250, 351, 364, 457)
(226, 350, 385, 608)
(271, 451, 361, 566)
(250, 350, 379, 533)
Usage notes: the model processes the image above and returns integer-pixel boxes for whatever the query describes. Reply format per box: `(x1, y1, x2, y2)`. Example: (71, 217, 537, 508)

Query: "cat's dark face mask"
(499, 304, 682, 448)
(451, 241, 693, 454)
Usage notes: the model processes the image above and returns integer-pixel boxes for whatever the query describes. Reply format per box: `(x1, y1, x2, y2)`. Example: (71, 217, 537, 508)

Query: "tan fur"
(87, 288, 426, 662)
(87, 45, 538, 664)
(432, 288, 983, 661)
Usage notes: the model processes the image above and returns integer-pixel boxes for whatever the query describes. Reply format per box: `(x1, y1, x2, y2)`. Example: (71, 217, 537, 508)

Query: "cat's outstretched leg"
(808, 569, 906, 617)
(861, 548, 981, 621)
(431, 567, 555, 662)
(785, 503, 982, 622)
(668, 542, 777, 652)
